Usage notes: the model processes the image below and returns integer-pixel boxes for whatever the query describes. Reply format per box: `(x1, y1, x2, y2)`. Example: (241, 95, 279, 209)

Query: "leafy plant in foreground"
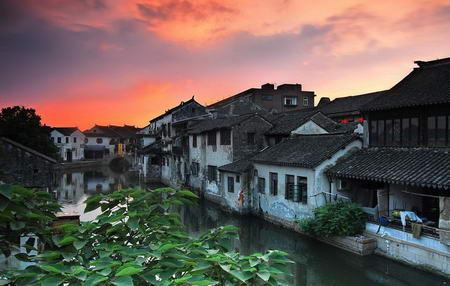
(1, 187, 292, 285)
(299, 201, 367, 237)
(0, 185, 60, 258)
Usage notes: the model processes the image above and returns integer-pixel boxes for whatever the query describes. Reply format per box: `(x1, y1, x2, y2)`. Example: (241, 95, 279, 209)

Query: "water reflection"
(54, 167, 142, 221)
(180, 200, 448, 286)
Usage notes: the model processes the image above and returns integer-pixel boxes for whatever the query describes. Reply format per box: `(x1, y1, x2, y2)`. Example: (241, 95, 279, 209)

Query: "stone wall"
(0, 139, 55, 188)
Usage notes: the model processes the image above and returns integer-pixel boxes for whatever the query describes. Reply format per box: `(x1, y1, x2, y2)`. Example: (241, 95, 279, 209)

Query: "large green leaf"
(115, 266, 142, 277)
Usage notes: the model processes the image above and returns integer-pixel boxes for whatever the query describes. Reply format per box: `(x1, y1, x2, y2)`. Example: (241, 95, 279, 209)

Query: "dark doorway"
(66, 149, 72, 162)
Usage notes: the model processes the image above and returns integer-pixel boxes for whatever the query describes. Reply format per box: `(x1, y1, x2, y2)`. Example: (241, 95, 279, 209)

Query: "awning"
(327, 147, 450, 190)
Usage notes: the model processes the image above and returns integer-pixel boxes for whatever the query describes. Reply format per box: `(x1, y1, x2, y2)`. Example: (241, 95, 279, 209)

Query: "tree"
(0, 106, 58, 158)
(0, 186, 292, 285)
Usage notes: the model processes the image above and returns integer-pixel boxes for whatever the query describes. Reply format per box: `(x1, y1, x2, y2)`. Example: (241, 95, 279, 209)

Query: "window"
(428, 116, 436, 146)
(51, 137, 55, 143)
(96, 138, 103, 144)
(303, 97, 309, 106)
(285, 175, 295, 200)
(57, 137, 62, 143)
(437, 116, 446, 146)
(247, 132, 255, 145)
(191, 162, 200, 176)
(370, 120, 378, 146)
(84, 138, 88, 143)
(393, 119, 401, 146)
(385, 119, 393, 146)
(167, 123, 171, 137)
(65, 137, 69, 144)
(402, 118, 410, 146)
(207, 131, 216, 146)
(411, 117, 419, 146)
(269, 172, 278, 195)
(258, 177, 266, 194)
(236, 175, 240, 183)
(284, 96, 298, 106)
(208, 165, 217, 182)
(296, 176, 308, 204)
(220, 129, 231, 145)
(192, 134, 197, 148)
(227, 176, 234, 193)
(377, 120, 385, 145)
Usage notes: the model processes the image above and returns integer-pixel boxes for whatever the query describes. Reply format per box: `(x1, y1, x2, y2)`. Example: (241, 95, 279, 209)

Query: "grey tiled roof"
(265, 109, 317, 135)
(252, 133, 360, 168)
(309, 112, 353, 133)
(219, 157, 252, 174)
(327, 148, 450, 190)
(319, 91, 386, 117)
(53, 127, 79, 136)
(188, 114, 255, 134)
(361, 58, 450, 111)
(266, 110, 352, 135)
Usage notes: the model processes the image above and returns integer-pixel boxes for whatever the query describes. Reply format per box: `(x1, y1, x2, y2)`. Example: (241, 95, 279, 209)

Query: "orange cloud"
(29, 80, 189, 130)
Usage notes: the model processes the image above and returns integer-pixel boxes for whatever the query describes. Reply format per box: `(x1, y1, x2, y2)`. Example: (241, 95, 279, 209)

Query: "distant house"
(148, 97, 209, 186)
(318, 90, 386, 123)
(327, 57, 450, 274)
(209, 83, 316, 113)
(0, 137, 57, 188)
(83, 125, 118, 159)
(50, 127, 85, 161)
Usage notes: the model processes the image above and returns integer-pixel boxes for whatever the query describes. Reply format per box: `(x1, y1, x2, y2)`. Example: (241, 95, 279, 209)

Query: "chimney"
(317, 97, 331, 107)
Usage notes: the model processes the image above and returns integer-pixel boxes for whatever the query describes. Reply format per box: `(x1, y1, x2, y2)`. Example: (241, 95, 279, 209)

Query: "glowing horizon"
(1, 0, 449, 129)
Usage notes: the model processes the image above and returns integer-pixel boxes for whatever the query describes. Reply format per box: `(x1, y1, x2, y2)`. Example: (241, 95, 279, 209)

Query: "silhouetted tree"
(0, 106, 58, 157)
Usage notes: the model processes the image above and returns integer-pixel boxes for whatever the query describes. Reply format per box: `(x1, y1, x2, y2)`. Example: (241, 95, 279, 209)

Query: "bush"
(299, 202, 367, 237)
(1, 187, 292, 285)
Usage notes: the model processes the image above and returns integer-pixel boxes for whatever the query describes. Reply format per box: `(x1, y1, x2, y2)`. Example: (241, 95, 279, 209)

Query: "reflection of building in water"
(56, 172, 85, 203)
(55, 171, 87, 218)
(85, 170, 116, 193)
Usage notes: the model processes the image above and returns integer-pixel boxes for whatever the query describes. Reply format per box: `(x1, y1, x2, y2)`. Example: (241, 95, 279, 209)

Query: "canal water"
(53, 167, 447, 285)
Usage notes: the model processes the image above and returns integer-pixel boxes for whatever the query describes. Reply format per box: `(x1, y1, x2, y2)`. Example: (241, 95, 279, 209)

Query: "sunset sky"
(1, 0, 449, 130)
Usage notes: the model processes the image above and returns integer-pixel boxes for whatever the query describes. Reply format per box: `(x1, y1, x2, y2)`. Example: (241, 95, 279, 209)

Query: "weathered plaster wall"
(252, 163, 315, 221)
(315, 140, 362, 205)
(221, 171, 250, 213)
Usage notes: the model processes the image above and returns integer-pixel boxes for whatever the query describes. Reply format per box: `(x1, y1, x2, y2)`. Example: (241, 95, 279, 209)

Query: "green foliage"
(0, 184, 61, 258)
(299, 202, 367, 237)
(1, 187, 292, 285)
(0, 106, 58, 158)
